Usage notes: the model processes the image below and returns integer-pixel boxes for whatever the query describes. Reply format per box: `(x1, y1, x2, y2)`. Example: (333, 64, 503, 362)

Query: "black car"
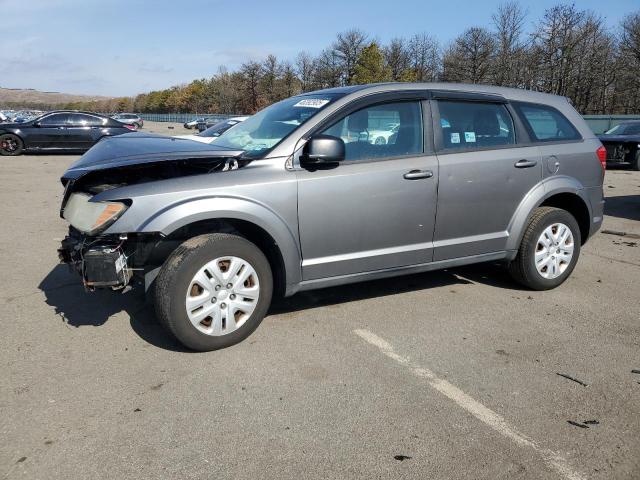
(597, 120, 640, 170)
(0, 111, 135, 156)
(196, 116, 231, 132)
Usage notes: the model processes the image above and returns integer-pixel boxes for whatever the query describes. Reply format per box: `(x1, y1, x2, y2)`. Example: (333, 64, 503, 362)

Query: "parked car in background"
(183, 118, 204, 129)
(597, 120, 640, 170)
(175, 116, 249, 144)
(112, 113, 144, 129)
(0, 110, 135, 155)
(196, 117, 237, 132)
(57, 83, 604, 351)
(366, 122, 400, 144)
(0, 111, 8, 123)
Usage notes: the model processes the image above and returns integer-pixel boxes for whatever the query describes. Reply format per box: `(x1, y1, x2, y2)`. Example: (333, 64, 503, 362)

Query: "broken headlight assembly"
(63, 192, 129, 236)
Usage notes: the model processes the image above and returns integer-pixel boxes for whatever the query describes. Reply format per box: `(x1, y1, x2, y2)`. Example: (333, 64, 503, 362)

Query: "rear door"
(432, 94, 542, 260)
(66, 113, 107, 149)
(296, 97, 439, 280)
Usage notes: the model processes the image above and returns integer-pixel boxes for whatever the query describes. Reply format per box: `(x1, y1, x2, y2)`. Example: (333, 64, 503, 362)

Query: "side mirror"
(301, 134, 345, 166)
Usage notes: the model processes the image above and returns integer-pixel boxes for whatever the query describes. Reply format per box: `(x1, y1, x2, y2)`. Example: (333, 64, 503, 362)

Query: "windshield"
(199, 119, 242, 138)
(214, 94, 341, 157)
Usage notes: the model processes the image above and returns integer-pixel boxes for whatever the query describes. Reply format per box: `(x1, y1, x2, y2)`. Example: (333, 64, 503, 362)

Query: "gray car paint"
(82, 82, 603, 296)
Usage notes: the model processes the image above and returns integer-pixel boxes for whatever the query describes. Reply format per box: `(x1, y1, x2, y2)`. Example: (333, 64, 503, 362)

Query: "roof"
(301, 82, 570, 105)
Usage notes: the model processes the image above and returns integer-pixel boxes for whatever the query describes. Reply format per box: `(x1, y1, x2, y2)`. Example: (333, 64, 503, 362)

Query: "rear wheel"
(154, 233, 273, 351)
(0, 134, 23, 156)
(509, 207, 581, 290)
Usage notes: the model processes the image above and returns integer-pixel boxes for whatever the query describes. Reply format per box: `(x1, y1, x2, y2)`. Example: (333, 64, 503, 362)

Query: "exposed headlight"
(63, 192, 128, 235)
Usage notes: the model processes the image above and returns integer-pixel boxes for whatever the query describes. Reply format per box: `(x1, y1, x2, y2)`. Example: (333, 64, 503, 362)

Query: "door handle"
(403, 169, 433, 180)
(514, 159, 538, 168)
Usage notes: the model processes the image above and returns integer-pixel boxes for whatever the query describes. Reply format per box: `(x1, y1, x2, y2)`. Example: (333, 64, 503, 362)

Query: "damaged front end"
(57, 134, 248, 290)
(58, 229, 132, 289)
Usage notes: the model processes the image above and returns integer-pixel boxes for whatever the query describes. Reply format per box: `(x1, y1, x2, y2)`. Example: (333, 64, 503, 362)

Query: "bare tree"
(384, 37, 411, 81)
(442, 27, 496, 83)
(313, 48, 342, 89)
(616, 11, 640, 112)
(492, 1, 528, 86)
(332, 29, 369, 85)
(295, 51, 316, 92)
(240, 60, 263, 113)
(407, 33, 441, 81)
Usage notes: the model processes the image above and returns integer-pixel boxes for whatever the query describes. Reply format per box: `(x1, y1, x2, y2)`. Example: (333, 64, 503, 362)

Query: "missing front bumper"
(58, 231, 131, 289)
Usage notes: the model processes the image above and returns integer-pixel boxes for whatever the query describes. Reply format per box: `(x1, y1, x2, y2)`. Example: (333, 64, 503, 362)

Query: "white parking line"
(353, 329, 584, 480)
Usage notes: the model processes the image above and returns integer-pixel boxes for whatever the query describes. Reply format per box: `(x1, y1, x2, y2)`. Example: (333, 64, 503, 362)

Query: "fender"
(505, 175, 591, 254)
(104, 194, 303, 292)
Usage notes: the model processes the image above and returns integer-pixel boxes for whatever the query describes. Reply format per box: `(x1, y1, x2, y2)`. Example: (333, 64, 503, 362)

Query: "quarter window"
(437, 100, 515, 150)
(320, 101, 423, 162)
(514, 103, 580, 142)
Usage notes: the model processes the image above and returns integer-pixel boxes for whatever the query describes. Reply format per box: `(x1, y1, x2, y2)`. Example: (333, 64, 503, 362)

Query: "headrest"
(347, 110, 369, 132)
(474, 110, 500, 136)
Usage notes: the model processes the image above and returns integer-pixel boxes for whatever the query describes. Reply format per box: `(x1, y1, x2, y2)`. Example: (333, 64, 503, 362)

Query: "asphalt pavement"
(1, 122, 639, 479)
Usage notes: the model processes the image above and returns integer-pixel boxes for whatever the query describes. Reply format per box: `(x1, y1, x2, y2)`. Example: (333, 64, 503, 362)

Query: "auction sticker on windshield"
(293, 99, 330, 108)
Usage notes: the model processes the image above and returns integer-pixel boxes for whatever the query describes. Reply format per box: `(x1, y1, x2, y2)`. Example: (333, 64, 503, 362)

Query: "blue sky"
(1, 0, 637, 97)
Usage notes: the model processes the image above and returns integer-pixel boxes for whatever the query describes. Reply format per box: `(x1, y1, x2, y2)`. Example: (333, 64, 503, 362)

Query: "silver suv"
(58, 83, 605, 351)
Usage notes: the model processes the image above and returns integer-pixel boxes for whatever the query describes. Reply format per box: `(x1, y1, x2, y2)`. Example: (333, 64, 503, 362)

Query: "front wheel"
(0, 134, 24, 156)
(508, 207, 581, 290)
(154, 233, 273, 351)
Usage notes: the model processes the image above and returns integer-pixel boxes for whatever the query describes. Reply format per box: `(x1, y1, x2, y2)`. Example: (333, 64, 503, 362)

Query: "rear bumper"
(583, 186, 604, 239)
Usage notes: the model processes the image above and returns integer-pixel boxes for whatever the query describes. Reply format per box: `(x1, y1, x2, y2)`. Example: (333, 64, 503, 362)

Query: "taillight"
(596, 145, 606, 171)
(124, 124, 137, 131)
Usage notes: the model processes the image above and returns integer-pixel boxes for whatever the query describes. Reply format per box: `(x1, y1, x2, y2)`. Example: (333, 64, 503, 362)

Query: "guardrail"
(583, 115, 640, 134)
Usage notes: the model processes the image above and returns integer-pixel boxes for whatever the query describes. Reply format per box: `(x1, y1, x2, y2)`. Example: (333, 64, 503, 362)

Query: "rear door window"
(436, 100, 515, 150)
(513, 103, 581, 142)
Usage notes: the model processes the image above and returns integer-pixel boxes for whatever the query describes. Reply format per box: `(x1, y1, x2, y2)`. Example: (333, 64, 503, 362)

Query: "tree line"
(53, 3, 640, 115)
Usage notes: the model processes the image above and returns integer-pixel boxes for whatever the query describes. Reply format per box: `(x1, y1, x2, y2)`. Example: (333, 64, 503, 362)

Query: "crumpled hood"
(62, 132, 243, 180)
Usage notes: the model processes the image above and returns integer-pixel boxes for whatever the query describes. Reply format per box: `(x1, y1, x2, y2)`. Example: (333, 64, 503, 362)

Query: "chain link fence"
(136, 113, 241, 123)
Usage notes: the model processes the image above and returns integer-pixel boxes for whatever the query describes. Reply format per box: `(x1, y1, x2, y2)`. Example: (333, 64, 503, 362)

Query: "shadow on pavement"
(272, 262, 522, 313)
(603, 194, 640, 222)
(40, 261, 525, 350)
(38, 264, 188, 352)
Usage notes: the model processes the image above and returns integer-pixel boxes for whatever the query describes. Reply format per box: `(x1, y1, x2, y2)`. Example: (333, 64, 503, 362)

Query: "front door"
(296, 100, 438, 280)
(432, 98, 542, 260)
(32, 113, 71, 148)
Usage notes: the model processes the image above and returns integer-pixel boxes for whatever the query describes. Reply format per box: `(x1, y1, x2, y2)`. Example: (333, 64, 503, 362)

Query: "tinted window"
(624, 124, 640, 135)
(67, 113, 106, 127)
(437, 101, 514, 150)
(514, 103, 580, 142)
(320, 101, 423, 162)
(39, 113, 69, 126)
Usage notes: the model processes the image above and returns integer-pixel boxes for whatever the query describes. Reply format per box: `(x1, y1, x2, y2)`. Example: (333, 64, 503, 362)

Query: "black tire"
(631, 150, 640, 171)
(136, 122, 143, 129)
(154, 233, 273, 351)
(0, 134, 24, 156)
(508, 207, 581, 290)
